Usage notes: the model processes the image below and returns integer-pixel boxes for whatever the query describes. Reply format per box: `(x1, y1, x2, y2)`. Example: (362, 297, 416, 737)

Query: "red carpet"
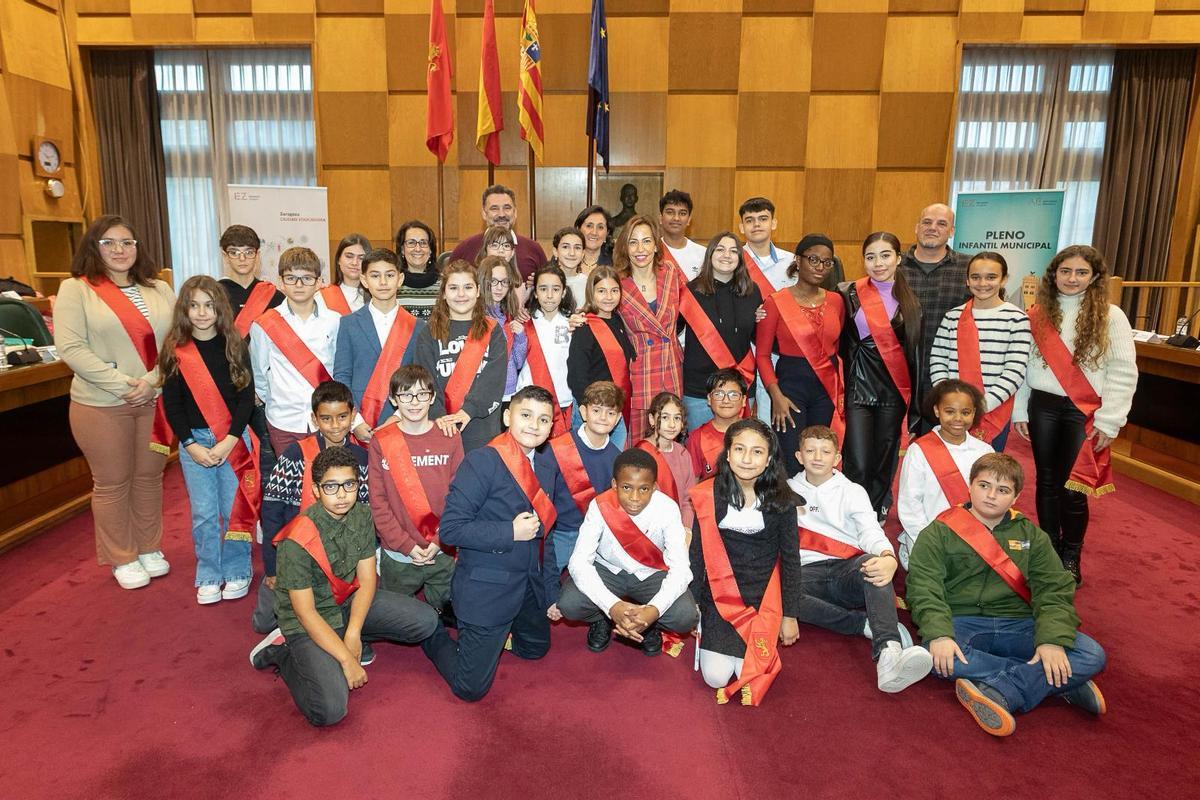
(2, 438, 1197, 799)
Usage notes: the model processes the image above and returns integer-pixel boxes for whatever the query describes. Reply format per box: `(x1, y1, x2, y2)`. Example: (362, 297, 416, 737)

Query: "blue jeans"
(178, 427, 253, 587)
(935, 615, 1106, 714)
(682, 394, 714, 431)
(569, 405, 627, 449)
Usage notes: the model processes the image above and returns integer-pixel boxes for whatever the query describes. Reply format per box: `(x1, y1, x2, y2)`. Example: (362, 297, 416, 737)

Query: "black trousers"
(774, 355, 835, 476)
(1027, 389, 1089, 552)
(843, 400, 905, 512)
(557, 567, 699, 633)
(796, 556, 899, 659)
(421, 579, 550, 702)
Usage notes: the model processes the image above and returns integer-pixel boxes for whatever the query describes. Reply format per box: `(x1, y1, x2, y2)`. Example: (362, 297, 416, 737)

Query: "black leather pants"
(1027, 389, 1090, 555)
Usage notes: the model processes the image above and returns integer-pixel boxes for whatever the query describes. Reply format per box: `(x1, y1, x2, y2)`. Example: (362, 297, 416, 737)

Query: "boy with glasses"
(687, 369, 748, 479)
(217, 224, 283, 338)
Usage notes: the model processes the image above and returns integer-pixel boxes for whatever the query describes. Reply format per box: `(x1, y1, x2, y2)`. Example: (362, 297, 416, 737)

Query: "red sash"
(693, 422, 726, 477)
(176, 341, 260, 538)
(320, 285, 352, 315)
(548, 432, 596, 514)
(798, 527, 864, 560)
(938, 506, 1031, 604)
(235, 281, 276, 338)
(523, 318, 571, 437)
(1027, 306, 1115, 497)
(87, 278, 172, 454)
(690, 481, 783, 706)
(585, 314, 632, 416)
(444, 318, 498, 414)
(255, 308, 332, 388)
(636, 440, 678, 503)
(297, 435, 321, 512)
(272, 515, 361, 605)
(956, 299, 1014, 443)
(374, 423, 440, 544)
(915, 431, 970, 507)
(360, 307, 418, 427)
(741, 249, 777, 302)
(771, 289, 845, 439)
(856, 277, 911, 411)
(488, 433, 557, 561)
(676, 271, 755, 386)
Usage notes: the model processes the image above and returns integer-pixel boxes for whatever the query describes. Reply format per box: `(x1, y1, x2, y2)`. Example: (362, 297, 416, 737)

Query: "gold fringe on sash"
(664, 639, 685, 658)
(150, 442, 171, 455)
(715, 687, 729, 705)
(739, 685, 753, 706)
(225, 531, 252, 542)
(1064, 479, 1116, 498)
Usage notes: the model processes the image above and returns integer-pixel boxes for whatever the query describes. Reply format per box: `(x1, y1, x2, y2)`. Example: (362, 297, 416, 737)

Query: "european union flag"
(586, 0, 609, 170)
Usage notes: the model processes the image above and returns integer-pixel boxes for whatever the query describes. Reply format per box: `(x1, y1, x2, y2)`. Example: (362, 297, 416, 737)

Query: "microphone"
(1166, 309, 1200, 349)
(0, 326, 43, 366)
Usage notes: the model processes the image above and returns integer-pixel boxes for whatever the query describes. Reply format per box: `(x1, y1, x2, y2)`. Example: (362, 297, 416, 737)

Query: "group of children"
(152, 222, 1108, 739)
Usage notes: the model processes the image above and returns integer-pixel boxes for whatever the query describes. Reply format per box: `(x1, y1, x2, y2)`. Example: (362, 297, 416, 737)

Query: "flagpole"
(586, 133, 595, 206)
(487, 162, 495, 186)
(436, 160, 446, 249)
(527, 143, 538, 240)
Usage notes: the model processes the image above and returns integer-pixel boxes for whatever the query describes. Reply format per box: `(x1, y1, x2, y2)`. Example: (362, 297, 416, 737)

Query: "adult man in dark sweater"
(449, 184, 546, 280)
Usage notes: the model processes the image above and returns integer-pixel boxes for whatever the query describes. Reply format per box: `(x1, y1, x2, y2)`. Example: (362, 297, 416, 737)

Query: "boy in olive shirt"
(906, 453, 1107, 737)
(249, 447, 437, 727)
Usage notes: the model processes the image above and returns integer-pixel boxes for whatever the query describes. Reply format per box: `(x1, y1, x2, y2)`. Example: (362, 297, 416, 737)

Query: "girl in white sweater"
(1013, 246, 1138, 585)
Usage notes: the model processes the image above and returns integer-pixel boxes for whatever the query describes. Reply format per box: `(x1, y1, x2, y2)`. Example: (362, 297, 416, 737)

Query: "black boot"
(1060, 545, 1083, 586)
(587, 618, 613, 652)
(640, 626, 663, 657)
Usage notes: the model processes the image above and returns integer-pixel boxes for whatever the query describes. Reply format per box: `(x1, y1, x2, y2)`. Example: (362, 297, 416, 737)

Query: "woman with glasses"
(322, 233, 371, 315)
(53, 215, 177, 590)
(394, 220, 441, 321)
(755, 234, 846, 475)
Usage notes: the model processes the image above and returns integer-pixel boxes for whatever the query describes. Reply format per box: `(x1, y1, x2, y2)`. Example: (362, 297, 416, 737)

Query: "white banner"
(227, 184, 330, 283)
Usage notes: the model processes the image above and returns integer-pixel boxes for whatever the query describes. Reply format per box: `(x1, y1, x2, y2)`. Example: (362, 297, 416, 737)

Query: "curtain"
(1092, 48, 1196, 325)
(154, 49, 316, 283)
(951, 47, 1114, 250)
(89, 50, 172, 270)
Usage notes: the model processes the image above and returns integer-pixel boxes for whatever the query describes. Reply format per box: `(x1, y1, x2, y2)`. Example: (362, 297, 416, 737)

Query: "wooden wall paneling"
(324, 168, 393, 243)
(836, 240, 864, 279)
(880, 16, 958, 94)
(541, 93, 590, 168)
(391, 164, 462, 244)
(669, 0, 743, 12)
(803, 167, 874, 241)
(814, 0, 886, 10)
(129, 0, 196, 42)
(1149, 14, 1200, 40)
(1081, 0, 1155, 41)
(533, 166, 588, 235)
(736, 92, 808, 168)
(0, 238, 28, 283)
(455, 90, 533, 167)
(0, 1, 72, 89)
(0, 156, 21, 236)
(665, 94, 738, 168)
(872, 169, 948, 238)
(386, 12, 446, 93)
(742, 0, 813, 11)
(737, 16, 811, 94)
(389, 94, 451, 168)
(74, 14, 137, 44)
(605, 0, 670, 13)
(252, 0, 316, 41)
(193, 0, 254, 13)
(535, 13, 589, 92)
(731, 169, 804, 244)
(77, 0, 132, 12)
(809, 12, 887, 93)
(889, 0, 957, 11)
(1024, 0, 1084, 11)
(455, 0, 525, 14)
(876, 92, 955, 169)
(805, 94, 879, 169)
(606, 92, 666, 167)
(958, 0, 1024, 41)
(315, 16, 389, 93)
(195, 16, 256, 42)
(667, 13, 742, 93)
(5, 74, 76, 156)
(1020, 13, 1084, 41)
(318, 90, 390, 166)
(18, 162, 83, 219)
(605, 16, 668, 94)
(316, 0, 385, 13)
(535, 0, 592, 12)
(663, 166, 734, 241)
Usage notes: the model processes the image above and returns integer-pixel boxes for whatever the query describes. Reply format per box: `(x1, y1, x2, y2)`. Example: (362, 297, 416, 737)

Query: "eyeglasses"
(319, 479, 360, 496)
(489, 278, 510, 288)
(709, 390, 743, 401)
(803, 254, 836, 269)
(395, 390, 434, 404)
(403, 240, 431, 250)
(99, 238, 138, 250)
(488, 242, 515, 253)
(224, 248, 258, 260)
(281, 274, 318, 286)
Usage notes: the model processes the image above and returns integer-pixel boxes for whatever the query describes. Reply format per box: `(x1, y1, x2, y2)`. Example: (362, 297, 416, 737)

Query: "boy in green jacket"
(906, 453, 1107, 737)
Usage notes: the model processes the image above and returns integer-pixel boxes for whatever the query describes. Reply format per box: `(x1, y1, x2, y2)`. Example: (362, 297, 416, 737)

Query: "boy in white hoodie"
(788, 425, 932, 693)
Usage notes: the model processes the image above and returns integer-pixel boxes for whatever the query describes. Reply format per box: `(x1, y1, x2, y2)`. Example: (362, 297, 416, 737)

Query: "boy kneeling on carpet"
(557, 448, 699, 657)
(906, 453, 1107, 737)
(249, 447, 438, 726)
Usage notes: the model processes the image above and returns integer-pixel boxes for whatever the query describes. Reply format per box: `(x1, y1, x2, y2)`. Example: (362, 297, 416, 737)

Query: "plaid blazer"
(618, 265, 683, 441)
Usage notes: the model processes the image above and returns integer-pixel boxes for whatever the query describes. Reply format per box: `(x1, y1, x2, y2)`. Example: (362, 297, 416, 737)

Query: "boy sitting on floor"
(558, 448, 699, 656)
(249, 447, 437, 727)
(906, 453, 1107, 737)
(788, 425, 932, 692)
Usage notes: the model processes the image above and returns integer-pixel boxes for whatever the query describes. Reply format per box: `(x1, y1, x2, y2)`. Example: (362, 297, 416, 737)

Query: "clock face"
(37, 141, 61, 174)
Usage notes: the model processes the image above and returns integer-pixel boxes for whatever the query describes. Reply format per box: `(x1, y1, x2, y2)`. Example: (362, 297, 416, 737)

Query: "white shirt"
(665, 238, 706, 281)
(516, 310, 574, 407)
(897, 426, 994, 566)
(747, 242, 795, 292)
(575, 423, 609, 450)
(568, 491, 692, 617)
(250, 301, 341, 432)
(720, 501, 764, 534)
(368, 301, 399, 346)
(788, 470, 891, 566)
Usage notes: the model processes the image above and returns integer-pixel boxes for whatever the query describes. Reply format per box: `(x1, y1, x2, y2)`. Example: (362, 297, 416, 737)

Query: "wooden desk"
(1111, 341, 1200, 503)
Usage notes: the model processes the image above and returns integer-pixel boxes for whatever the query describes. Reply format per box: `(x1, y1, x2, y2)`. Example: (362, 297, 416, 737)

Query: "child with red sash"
(689, 419, 802, 706)
(1013, 246, 1137, 585)
(756, 234, 845, 476)
(249, 447, 438, 727)
(906, 453, 1107, 738)
(477, 254, 529, 404)
(836, 231, 923, 517)
(333, 249, 426, 441)
(687, 369, 748, 480)
(159, 276, 258, 606)
(545, 380, 624, 571)
(216, 224, 283, 338)
(558, 449, 699, 657)
(254, 381, 369, 634)
(516, 263, 577, 437)
(318, 233, 369, 315)
(929, 251, 1031, 452)
(677, 233, 762, 430)
(787, 425, 932, 693)
(640, 392, 696, 528)
(566, 266, 635, 448)
(369, 365, 463, 616)
(420, 386, 585, 702)
(414, 259, 509, 453)
(897, 380, 993, 568)
(249, 247, 342, 456)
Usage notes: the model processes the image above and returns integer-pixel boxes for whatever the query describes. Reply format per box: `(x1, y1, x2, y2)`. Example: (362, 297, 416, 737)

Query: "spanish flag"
(476, 0, 503, 165)
(518, 0, 544, 162)
(425, 0, 454, 162)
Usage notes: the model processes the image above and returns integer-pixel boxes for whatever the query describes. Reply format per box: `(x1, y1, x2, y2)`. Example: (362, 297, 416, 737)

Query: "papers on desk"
(1132, 329, 1165, 344)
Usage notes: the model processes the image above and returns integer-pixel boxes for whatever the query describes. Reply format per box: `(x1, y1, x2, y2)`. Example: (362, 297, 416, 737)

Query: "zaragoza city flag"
(476, 0, 503, 165)
(518, 0, 545, 162)
(425, 0, 454, 162)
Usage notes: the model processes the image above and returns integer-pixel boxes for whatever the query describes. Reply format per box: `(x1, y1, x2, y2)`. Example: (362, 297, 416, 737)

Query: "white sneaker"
(137, 551, 170, 578)
(222, 577, 251, 600)
(113, 561, 151, 590)
(876, 641, 934, 693)
(197, 584, 222, 605)
(863, 620, 915, 649)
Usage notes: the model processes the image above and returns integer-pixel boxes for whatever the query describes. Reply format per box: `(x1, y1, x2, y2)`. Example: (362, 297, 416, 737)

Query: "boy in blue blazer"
(421, 385, 584, 701)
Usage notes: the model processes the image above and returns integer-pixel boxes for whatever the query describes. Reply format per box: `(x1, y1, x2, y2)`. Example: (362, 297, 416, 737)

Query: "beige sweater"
(53, 277, 176, 407)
